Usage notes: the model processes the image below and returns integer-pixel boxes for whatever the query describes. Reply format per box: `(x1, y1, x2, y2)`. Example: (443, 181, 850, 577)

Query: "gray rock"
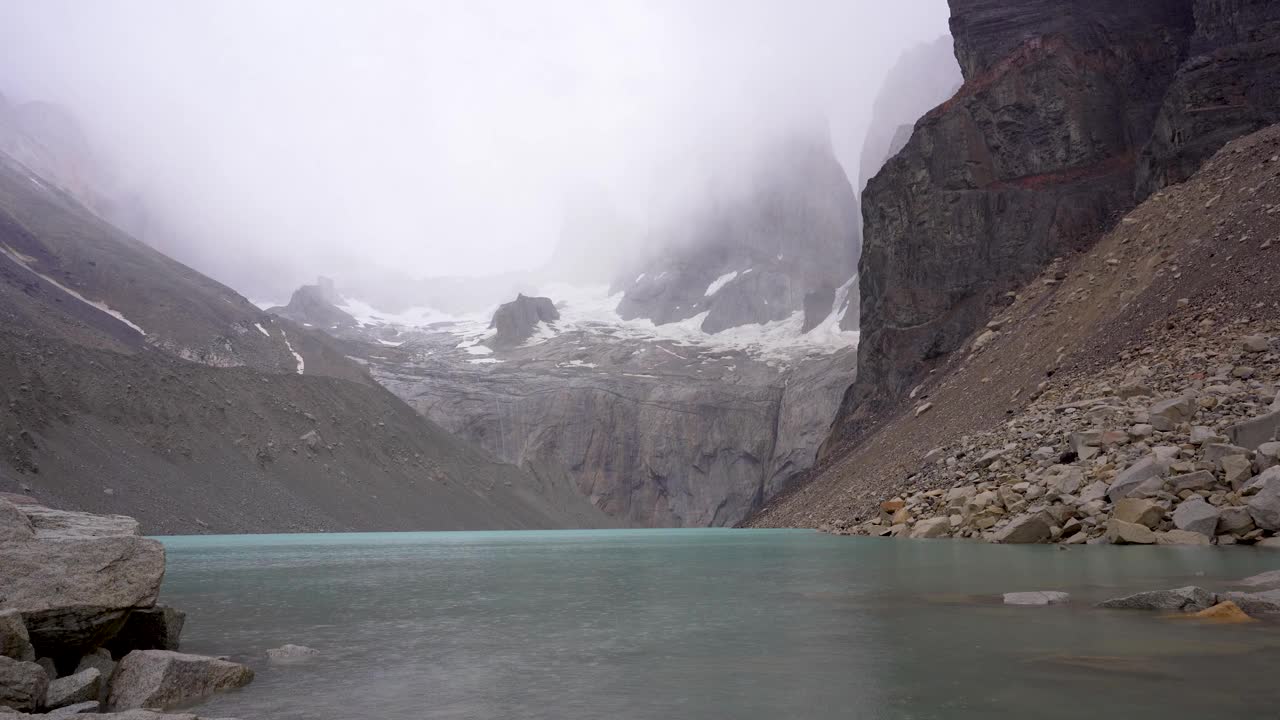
(107, 651, 253, 711)
(1107, 456, 1168, 502)
(0, 612, 34, 663)
(1237, 569, 1280, 588)
(1221, 455, 1254, 489)
(1003, 591, 1070, 606)
(19, 506, 140, 540)
(1242, 335, 1270, 353)
(45, 668, 101, 709)
(0, 656, 48, 712)
(1217, 506, 1255, 535)
(1105, 519, 1156, 545)
(1148, 395, 1197, 431)
(1113, 498, 1164, 528)
(41, 700, 101, 718)
(1168, 470, 1215, 493)
(1173, 497, 1220, 537)
(1043, 465, 1084, 495)
(1220, 590, 1280, 615)
(74, 649, 115, 703)
(1228, 410, 1280, 450)
(0, 536, 165, 656)
(992, 512, 1054, 544)
(1097, 586, 1217, 612)
(1076, 481, 1108, 504)
(0, 500, 34, 543)
(909, 516, 951, 539)
(1155, 530, 1211, 545)
(264, 644, 319, 662)
(1204, 443, 1250, 466)
(105, 607, 185, 657)
(1247, 470, 1280, 530)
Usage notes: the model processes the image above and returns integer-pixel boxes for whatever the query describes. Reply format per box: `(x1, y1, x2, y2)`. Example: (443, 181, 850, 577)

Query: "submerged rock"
(1097, 586, 1217, 612)
(265, 644, 320, 662)
(107, 650, 253, 711)
(1003, 591, 1070, 606)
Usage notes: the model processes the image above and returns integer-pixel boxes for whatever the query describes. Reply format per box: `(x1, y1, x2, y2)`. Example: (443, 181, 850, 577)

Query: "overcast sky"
(0, 0, 951, 298)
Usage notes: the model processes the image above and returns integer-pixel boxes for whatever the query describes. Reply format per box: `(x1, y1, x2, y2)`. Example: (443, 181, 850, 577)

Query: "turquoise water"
(159, 529, 1280, 719)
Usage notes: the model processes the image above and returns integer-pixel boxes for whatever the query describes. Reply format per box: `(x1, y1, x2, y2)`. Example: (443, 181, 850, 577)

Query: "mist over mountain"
(0, 0, 950, 301)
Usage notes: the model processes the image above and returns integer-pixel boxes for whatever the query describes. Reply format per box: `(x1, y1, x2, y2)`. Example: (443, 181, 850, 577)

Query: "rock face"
(44, 668, 101, 709)
(1137, 0, 1280, 196)
(106, 651, 253, 711)
(615, 130, 860, 334)
(858, 36, 962, 191)
(488, 295, 559, 349)
(836, 0, 1197, 440)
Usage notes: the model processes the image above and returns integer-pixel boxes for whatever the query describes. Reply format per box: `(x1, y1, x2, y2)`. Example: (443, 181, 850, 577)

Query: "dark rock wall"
(489, 294, 560, 349)
(1137, 0, 1280, 197)
(827, 0, 1198, 446)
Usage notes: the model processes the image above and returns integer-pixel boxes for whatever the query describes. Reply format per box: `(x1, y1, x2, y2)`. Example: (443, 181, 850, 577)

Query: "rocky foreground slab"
(0, 497, 251, 717)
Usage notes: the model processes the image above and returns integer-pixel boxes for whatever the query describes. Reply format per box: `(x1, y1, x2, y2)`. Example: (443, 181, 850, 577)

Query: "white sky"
(0, 0, 951, 297)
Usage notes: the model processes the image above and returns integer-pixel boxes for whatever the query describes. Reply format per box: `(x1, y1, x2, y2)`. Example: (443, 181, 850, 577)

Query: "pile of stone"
(825, 328, 1280, 545)
(1003, 569, 1280, 621)
(0, 496, 252, 718)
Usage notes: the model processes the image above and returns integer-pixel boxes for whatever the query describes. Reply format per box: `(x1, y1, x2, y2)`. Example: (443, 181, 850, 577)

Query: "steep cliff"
(829, 0, 1198, 449)
(764, 0, 1280, 525)
(857, 37, 962, 192)
(1137, 0, 1280, 196)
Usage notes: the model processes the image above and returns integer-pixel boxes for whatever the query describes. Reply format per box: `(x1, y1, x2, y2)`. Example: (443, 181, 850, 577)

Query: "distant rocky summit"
(0, 498, 252, 716)
(489, 294, 558, 349)
(266, 277, 356, 330)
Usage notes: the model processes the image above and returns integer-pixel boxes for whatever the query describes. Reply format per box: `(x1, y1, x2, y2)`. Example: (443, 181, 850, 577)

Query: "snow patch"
(254, 322, 271, 337)
(1, 245, 146, 335)
(468, 357, 503, 365)
(704, 271, 739, 297)
(464, 344, 493, 356)
(281, 331, 305, 374)
(338, 297, 468, 329)
(376, 339, 404, 347)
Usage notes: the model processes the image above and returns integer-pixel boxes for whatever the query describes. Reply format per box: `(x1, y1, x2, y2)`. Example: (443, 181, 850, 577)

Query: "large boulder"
(1097, 586, 1217, 612)
(0, 536, 165, 658)
(991, 512, 1053, 544)
(44, 667, 101, 709)
(1105, 519, 1156, 545)
(105, 607, 185, 657)
(1113, 498, 1163, 528)
(107, 651, 253, 711)
(1220, 590, 1280, 616)
(1172, 497, 1220, 537)
(0, 611, 34, 662)
(0, 656, 48, 712)
(1107, 456, 1168, 502)
(0, 500, 34, 542)
(1247, 470, 1280, 531)
(909, 516, 951, 539)
(1148, 395, 1198, 431)
(1228, 410, 1280, 451)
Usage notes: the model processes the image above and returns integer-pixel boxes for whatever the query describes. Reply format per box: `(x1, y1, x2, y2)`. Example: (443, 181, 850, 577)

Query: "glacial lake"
(159, 529, 1280, 719)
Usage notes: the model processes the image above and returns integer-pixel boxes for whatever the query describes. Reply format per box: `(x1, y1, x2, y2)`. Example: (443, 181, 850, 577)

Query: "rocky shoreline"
(822, 323, 1280, 547)
(0, 496, 257, 718)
